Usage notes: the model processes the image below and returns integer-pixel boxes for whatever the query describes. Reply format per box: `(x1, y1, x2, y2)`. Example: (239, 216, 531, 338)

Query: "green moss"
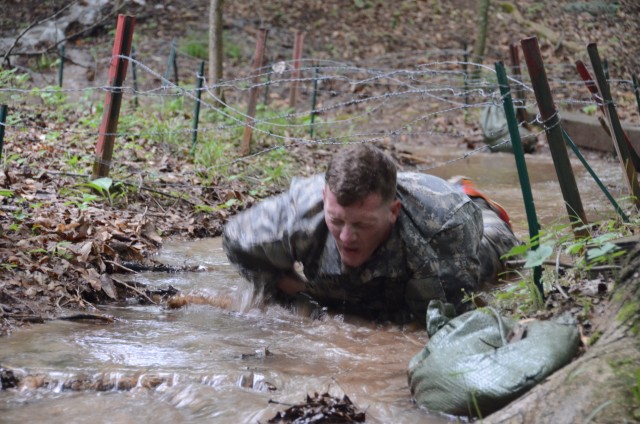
(499, 2, 515, 13)
(617, 302, 640, 334)
(589, 330, 603, 346)
(609, 361, 640, 412)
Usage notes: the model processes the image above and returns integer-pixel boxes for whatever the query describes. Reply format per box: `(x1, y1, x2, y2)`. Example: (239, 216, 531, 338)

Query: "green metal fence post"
(191, 61, 205, 150)
(633, 74, 640, 117)
(495, 61, 543, 298)
(164, 38, 178, 86)
(263, 64, 271, 106)
(310, 64, 319, 138)
(462, 42, 469, 108)
(561, 128, 629, 222)
(0, 105, 7, 163)
(131, 45, 139, 108)
(58, 44, 65, 87)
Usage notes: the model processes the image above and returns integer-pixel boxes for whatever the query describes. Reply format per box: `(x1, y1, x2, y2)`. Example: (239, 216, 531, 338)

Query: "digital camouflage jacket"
(223, 173, 518, 322)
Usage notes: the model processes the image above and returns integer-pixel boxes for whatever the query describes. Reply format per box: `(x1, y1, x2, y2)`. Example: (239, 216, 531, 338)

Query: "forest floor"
(0, 0, 639, 342)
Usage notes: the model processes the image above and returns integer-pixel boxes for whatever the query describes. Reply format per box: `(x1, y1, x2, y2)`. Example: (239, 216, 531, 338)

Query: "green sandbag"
(480, 103, 537, 153)
(407, 301, 580, 417)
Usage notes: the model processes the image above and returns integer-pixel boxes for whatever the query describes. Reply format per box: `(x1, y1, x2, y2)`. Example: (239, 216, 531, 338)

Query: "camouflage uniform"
(223, 173, 518, 322)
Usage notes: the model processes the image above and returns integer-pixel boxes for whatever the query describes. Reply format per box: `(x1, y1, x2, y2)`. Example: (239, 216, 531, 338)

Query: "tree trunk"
(471, 0, 491, 81)
(208, 0, 224, 101)
(486, 245, 640, 423)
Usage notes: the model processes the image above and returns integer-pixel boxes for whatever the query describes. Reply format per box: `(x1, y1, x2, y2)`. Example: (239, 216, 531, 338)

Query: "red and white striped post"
(92, 15, 135, 179)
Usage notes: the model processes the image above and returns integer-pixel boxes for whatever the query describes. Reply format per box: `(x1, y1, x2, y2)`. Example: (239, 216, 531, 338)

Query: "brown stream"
(0, 148, 630, 423)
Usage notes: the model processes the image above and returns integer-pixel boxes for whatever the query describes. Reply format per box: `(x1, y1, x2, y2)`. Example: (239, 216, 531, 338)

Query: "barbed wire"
(1, 50, 637, 179)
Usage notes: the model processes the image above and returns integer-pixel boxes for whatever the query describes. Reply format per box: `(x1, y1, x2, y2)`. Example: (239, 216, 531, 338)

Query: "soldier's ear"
(390, 199, 401, 221)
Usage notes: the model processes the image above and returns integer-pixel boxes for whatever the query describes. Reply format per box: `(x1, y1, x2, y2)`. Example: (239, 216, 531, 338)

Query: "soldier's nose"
(340, 225, 357, 243)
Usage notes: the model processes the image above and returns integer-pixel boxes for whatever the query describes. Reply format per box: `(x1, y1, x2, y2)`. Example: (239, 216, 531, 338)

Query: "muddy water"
(0, 148, 630, 424)
(0, 238, 436, 424)
(410, 146, 629, 237)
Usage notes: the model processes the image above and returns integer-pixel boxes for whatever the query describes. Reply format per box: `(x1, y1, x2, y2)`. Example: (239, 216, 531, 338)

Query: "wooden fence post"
(508, 43, 527, 124)
(575, 60, 640, 172)
(587, 43, 640, 208)
(288, 31, 304, 109)
(520, 36, 587, 236)
(240, 28, 268, 156)
(92, 15, 135, 179)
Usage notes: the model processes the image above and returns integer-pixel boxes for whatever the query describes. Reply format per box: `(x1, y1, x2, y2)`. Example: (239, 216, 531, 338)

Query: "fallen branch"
(57, 313, 114, 323)
(104, 259, 139, 274)
(111, 277, 157, 305)
(1, 1, 78, 67)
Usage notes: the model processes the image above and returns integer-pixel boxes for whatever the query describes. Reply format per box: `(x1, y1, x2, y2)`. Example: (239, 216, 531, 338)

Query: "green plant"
(12, 207, 29, 222)
(79, 177, 125, 206)
(64, 192, 99, 210)
(32, 85, 68, 107)
(195, 138, 228, 168)
(353, 0, 372, 9)
(224, 36, 243, 63)
(506, 217, 633, 273)
(499, 2, 515, 13)
(527, 2, 545, 14)
(495, 217, 637, 316)
(631, 368, 640, 404)
(0, 68, 30, 103)
(0, 263, 17, 271)
(62, 153, 87, 174)
(491, 270, 546, 317)
(194, 204, 215, 214)
(182, 37, 208, 59)
(49, 240, 73, 260)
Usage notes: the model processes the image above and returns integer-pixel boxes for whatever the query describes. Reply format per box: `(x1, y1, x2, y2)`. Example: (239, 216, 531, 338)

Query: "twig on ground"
(44, 171, 197, 206)
(554, 250, 570, 299)
(104, 260, 140, 274)
(111, 277, 157, 305)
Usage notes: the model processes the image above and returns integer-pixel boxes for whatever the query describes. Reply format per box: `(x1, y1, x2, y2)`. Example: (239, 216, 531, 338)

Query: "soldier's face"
(323, 186, 401, 268)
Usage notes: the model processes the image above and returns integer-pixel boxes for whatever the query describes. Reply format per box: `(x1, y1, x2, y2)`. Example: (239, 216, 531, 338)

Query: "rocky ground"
(0, 0, 639, 340)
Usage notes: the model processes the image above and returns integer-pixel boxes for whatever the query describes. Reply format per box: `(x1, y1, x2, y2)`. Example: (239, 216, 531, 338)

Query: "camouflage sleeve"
(222, 175, 325, 295)
(404, 201, 483, 318)
(222, 191, 298, 294)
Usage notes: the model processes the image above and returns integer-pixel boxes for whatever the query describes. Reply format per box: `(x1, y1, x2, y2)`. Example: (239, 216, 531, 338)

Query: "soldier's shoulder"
(398, 172, 454, 193)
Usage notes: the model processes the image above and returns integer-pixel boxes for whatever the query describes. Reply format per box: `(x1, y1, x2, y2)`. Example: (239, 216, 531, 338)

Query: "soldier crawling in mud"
(223, 144, 519, 324)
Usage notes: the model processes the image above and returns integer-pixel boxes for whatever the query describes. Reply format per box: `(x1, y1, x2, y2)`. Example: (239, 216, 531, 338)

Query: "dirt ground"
(0, 0, 639, 338)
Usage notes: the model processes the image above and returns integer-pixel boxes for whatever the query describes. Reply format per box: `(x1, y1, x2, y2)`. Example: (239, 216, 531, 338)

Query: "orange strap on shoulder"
(451, 177, 512, 228)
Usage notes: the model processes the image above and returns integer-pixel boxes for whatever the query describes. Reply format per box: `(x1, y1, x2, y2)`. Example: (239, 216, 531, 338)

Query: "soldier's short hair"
(325, 143, 397, 205)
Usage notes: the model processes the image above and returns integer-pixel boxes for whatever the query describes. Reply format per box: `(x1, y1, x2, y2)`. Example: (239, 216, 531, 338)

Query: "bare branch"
(2, 1, 79, 67)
